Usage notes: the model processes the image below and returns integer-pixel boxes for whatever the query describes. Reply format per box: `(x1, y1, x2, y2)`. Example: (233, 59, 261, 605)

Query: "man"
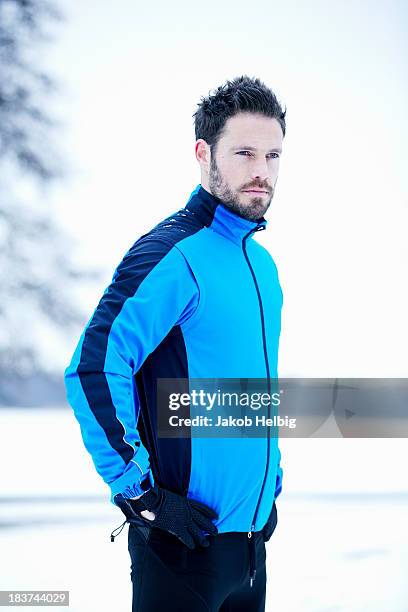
(64, 75, 286, 611)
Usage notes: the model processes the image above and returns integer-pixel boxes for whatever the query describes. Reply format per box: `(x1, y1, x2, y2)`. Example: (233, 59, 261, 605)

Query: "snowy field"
(1, 408, 408, 611)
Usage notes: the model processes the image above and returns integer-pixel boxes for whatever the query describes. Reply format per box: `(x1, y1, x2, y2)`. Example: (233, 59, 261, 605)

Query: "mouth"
(242, 189, 268, 194)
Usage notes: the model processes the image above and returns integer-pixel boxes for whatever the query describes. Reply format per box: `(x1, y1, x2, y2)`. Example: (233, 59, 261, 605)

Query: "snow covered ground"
(1, 408, 407, 611)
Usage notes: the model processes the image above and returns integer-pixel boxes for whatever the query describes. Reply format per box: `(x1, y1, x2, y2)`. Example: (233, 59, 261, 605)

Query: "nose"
(250, 158, 269, 183)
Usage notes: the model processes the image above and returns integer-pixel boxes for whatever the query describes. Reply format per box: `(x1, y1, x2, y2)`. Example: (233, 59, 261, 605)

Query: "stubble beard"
(208, 156, 274, 222)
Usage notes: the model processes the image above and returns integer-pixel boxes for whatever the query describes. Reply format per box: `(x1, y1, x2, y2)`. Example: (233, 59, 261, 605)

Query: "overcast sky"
(42, 0, 407, 377)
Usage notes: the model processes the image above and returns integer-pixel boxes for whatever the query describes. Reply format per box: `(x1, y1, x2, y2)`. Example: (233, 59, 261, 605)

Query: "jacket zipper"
(242, 223, 271, 588)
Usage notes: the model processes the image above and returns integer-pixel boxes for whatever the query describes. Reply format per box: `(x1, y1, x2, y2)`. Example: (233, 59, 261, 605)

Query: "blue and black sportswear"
(64, 184, 283, 535)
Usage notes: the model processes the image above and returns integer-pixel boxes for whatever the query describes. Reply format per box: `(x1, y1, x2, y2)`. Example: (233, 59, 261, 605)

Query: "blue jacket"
(64, 184, 283, 534)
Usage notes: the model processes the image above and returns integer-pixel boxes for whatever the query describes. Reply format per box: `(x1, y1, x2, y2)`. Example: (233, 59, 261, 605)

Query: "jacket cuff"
(109, 446, 155, 504)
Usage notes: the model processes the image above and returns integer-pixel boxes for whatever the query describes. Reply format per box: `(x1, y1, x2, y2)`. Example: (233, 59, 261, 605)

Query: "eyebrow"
(231, 146, 282, 153)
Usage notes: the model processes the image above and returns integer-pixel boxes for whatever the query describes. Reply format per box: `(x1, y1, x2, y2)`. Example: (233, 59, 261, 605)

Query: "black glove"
(262, 500, 278, 542)
(114, 484, 218, 549)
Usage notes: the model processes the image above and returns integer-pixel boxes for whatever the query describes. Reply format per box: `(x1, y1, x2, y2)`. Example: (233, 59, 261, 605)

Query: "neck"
(184, 184, 267, 246)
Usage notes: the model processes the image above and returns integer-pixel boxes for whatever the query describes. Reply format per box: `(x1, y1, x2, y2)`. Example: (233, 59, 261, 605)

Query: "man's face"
(205, 112, 283, 221)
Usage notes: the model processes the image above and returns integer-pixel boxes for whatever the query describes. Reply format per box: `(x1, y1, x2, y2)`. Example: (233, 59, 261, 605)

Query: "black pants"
(128, 522, 267, 612)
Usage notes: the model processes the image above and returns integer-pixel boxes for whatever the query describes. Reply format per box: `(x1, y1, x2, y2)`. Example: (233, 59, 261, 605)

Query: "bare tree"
(0, 0, 96, 376)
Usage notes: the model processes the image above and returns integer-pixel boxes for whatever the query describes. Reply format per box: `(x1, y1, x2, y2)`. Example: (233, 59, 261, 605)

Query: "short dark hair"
(193, 75, 286, 154)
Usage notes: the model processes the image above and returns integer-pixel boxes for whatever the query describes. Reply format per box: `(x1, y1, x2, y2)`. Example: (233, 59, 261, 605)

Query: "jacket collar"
(185, 184, 268, 245)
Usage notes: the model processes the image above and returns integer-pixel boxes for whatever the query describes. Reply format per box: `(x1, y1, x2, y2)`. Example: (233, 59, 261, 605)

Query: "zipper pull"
(110, 519, 128, 542)
(248, 524, 256, 587)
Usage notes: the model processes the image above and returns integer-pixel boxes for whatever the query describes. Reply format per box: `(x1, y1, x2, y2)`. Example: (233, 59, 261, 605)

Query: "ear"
(195, 139, 210, 171)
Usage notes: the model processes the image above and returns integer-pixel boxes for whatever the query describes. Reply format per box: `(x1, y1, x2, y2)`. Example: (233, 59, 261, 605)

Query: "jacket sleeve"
(275, 445, 283, 499)
(64, 238, 199, 505)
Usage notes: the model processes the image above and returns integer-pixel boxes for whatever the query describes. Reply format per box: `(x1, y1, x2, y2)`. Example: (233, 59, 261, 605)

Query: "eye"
(236, 151, 280, 159)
